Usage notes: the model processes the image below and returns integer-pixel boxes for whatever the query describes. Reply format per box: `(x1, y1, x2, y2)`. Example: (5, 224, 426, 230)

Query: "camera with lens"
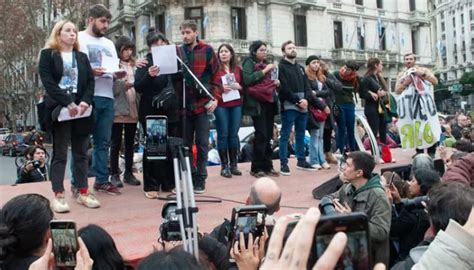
(400, 195, 429, 210)
(159, 202, 182, 242)
(31, 160, 41, 169)
(319, 197, 337, 216)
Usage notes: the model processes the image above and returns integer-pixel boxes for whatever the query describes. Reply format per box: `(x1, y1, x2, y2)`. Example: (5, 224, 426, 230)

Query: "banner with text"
(396, 76, 441, 149)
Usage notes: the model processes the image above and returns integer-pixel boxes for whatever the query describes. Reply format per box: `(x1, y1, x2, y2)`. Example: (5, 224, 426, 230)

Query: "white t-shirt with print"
(59, 52, 78, 93)
(78, 31, 118, 99)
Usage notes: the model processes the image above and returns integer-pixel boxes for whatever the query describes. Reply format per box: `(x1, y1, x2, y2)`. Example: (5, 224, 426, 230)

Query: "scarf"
(339, 66, 360, 91)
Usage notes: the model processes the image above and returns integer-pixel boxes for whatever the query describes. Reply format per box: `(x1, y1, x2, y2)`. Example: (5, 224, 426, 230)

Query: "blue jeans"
(309, 121, 326, 165)
(92, 96, 114, 184)
(279, 110, 308, 166)
(214, 105, 242, 150)
(336, 103, 357, 153)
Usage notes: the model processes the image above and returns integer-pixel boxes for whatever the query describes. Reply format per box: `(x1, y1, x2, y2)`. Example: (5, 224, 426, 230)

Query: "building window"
(452, 17, 455, 27)
(185, 7, 205, 39)
(334, 21, 343, 49)
(155, 13, 166, 35)
(409, 0, 416, 11)
(411, 30, 418, 54)
(231, 7, 246, 40)
(118, 0, 123, 8)
(376, 0, 383, 9)
(463, 54, 466, 62)
(442, 33, 446, 40)
(379, 27, 386, 50)
(294, 15, 307, 46)
(440, 11, 444, 19)
(441, 22, 445, 32)
(355, 0, 363, 5)
(461, 14, 464, 23)
(357, 27, 365, 50)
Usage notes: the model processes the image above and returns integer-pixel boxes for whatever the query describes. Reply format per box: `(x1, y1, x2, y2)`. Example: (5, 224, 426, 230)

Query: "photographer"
(322, 151, 391, 266)
(387, 168, 440, 264)
(16, 145, 48, 184)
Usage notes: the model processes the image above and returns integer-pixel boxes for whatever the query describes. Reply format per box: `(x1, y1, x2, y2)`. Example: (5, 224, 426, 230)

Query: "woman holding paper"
(211, 44, 243, 178)
(38, 20, 99, 213)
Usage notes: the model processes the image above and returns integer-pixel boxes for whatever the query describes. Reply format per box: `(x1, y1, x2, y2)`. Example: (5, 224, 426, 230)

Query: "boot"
(325, 152, 338, 164)
(228, 148, 242, 176)
(218, 150, 232, 178)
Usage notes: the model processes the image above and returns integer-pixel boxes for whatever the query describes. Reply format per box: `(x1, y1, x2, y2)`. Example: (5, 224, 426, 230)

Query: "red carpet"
(0, 148, 415, 266)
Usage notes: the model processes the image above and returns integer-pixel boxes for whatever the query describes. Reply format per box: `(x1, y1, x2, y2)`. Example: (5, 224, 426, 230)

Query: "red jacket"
(442, 152, 474, 187)
(212, 66, 243, 107)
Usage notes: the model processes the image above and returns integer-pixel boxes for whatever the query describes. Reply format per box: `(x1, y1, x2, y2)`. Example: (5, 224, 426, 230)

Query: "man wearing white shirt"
(77, 4, 123, 195)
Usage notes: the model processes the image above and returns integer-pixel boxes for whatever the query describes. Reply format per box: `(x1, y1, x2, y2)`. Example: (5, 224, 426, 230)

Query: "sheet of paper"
(222, 90, 240, 102)
(151, 45, 178, 75)
(58, 106, 93, 122)
(101, 55, 120, 73)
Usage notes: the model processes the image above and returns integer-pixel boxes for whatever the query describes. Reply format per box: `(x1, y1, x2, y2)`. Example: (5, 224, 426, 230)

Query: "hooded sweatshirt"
(278, 59, 310, 112)
(327, 174, 391, 267)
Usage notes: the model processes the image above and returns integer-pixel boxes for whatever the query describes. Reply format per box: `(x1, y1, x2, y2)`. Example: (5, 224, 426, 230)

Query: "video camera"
(31, 160, 41, 169)
(160, 202, 182, 242)
(400, 195, 429, 210)
(319, 197, 337, 216)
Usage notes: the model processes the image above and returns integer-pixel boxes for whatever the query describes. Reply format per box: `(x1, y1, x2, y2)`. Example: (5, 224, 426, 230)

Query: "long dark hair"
(217, 43, 237, 71)
(0, 194, 53, 266)
(249, 40, 267, 58)
(365, 57, 388, 91)
(146, 27, 168, 48)
(78, 224, 125, 270)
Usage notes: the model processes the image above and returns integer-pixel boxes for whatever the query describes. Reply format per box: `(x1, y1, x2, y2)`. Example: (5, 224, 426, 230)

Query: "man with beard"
(77, 4, 124, 195)
(278, 40, 316, 176)
(178, 20, 218, 193)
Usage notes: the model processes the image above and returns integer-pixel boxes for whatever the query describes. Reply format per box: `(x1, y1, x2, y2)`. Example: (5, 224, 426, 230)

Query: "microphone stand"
(176, 55, 215, 140)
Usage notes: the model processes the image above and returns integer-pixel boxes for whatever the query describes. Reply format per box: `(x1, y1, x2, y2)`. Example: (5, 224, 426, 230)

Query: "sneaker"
(144, 191, 159, 199)
(52, 194, 70, 213)
(280, 164, 291, 176)
(110, 174, 123, 188)
(77, 193, 100, 208)
(321, 162, 331, 170)
(265, 168, 280, 177)
(311, 164, 322, 170)
(194, 182, 206, 194)
(124, 172, 141, 186)
(250, 171, 266, 178)
(94, 182, 121, 195)
(296, 161, 318, 171)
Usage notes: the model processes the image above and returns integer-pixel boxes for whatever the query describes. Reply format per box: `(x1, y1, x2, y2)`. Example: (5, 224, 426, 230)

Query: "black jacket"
(16, 164, 47, 184)
(134, 53, 179, 124)
(38, 48, 94, 134)
(278, 59, 310, 111)
(361, 74, 383, 109)
(306, 79, 328, 130)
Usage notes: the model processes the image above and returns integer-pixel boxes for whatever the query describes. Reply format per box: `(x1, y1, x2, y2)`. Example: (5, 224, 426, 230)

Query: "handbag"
(309, 106, 328, 122)
(152, 76, 178, 110)
(246, 62, 276, 103)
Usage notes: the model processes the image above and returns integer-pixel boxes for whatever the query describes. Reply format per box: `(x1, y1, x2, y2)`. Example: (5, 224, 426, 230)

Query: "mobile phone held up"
(145, 115, 168, 160)
(50, 220, 78, 267)
(312, 213, 371, 270)
(228, 205, 268, 250)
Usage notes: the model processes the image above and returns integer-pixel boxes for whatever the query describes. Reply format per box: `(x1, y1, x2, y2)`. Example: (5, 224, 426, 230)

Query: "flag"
(140, 25, 148, 35)
(376, 16, 382, 36)
(265, 17, 271, 33)
(345, 23, 349, 44)
(166, 15, 171, 32)
(401, 32, 405, 47)
(234, 13, 239, 33)
(203, 14, 209, 29)
(358, 16, 365, 37)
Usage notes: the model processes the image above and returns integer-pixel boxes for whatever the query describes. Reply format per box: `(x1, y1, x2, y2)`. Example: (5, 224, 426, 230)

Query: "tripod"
(170, 137, 199, 260)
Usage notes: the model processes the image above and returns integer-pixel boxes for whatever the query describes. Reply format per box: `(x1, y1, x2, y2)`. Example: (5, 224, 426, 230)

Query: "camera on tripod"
(160, 202, 182, 242)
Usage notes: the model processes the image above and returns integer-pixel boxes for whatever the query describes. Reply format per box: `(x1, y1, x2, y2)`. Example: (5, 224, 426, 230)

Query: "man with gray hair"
(210, 177, 282, 245)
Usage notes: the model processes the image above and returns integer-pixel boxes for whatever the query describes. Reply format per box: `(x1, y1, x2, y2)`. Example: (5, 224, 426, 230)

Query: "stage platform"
(0, 148, 415, 266)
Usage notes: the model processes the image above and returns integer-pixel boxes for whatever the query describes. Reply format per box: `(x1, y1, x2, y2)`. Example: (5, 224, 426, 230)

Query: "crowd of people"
(3, 2, 474, 270)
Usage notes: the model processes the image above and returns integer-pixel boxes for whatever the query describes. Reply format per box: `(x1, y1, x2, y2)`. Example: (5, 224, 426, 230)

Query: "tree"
(459, 71, 474, 96)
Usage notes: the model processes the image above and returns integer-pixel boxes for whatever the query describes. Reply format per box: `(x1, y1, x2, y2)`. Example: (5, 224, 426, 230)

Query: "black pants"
(142, 121, 179, 192)
(110, 123, 137, 175)
(184, 113, 209, 184)
(251, 102, 275, 173)
(323, 123, 333, 153)
(365, 105, 387, 144)
(50, 121, 90, 193)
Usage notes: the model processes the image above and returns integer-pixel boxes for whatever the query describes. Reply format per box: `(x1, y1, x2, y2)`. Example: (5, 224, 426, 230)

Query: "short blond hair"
(44, 20, 80, 51)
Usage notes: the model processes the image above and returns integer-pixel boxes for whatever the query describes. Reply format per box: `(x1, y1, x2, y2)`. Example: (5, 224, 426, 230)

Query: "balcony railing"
(331, 49, 399, 63)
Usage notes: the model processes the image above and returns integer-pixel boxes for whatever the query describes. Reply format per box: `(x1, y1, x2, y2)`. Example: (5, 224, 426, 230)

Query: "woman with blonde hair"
(38, 20, 99, 213)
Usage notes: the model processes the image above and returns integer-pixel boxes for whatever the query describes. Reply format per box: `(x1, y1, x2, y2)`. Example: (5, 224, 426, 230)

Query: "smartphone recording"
(50, 220, 78, 267)
(146, 116, 168, 160)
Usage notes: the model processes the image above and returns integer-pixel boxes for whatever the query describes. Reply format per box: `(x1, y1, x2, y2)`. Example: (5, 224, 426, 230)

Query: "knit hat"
(305, 55, 320, 66)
